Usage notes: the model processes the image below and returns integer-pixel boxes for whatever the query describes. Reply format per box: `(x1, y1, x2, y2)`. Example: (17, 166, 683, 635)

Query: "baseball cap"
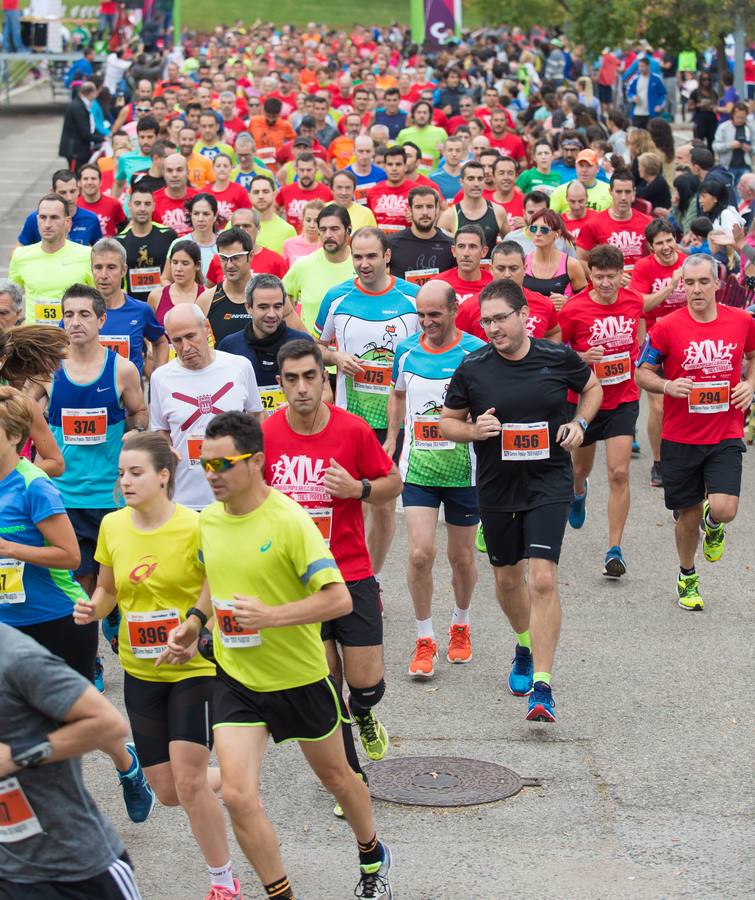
(293, 136, 313, 147)
(576, 149, 599, 165)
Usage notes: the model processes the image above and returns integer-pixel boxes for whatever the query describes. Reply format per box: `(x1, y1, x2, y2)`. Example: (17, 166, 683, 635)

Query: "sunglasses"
(199, 452, 253, 473)
(527, 225, 552, 235)
(219, 251, 250, 263)
(136, 106, 152, 113)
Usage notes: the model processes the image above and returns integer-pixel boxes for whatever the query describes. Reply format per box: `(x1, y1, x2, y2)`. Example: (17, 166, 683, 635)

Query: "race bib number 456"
(501, 421, 550, 460)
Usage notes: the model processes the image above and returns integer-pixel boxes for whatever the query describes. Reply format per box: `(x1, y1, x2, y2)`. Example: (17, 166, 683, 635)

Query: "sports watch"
(359, 479, 372, 501)
(11, 737, 53, 769)
(576, 417, 589, 432)
(185, 606, 208, 628)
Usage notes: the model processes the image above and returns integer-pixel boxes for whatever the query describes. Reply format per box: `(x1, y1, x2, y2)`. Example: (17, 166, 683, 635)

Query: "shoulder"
(395, 331, 421, 360)
(285, 327, 314, 342)
(392, 277, 420, 300)
(215, 349, 253, 373)
(531, 338, 582, 366)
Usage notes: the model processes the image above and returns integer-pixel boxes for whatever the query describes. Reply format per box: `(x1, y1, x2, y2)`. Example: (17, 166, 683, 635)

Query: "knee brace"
(348, 679, 385, 713)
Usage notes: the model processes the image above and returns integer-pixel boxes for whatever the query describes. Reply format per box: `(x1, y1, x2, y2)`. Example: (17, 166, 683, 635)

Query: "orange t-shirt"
(248, 116, 296, 150)
(186, 153, 215, 189)
(328, 136, 355, 170)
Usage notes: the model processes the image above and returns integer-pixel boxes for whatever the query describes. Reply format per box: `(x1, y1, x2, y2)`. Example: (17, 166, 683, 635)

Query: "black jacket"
(58, 96, 103, 160)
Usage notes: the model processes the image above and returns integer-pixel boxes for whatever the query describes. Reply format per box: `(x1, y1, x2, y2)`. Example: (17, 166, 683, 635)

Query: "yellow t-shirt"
(8, 240, 94, 325)
(199, 488, 343, 693)
(95, 504, 214, 682)
(282, 247, 355, 332)
(257, 215, 297, 255)
(347, 202, 377, 232)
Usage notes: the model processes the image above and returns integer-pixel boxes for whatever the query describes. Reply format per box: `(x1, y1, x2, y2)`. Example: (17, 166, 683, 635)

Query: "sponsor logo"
(588, 316, 636, 350)
(681, 339, 736, 376)
(129, 556, 158, 583)
(269, 453, 330, 503)
(607, 229, 644, 258)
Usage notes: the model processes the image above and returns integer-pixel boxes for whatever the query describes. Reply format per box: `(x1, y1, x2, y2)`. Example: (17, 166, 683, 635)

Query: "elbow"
(65, 546, 82, 570)
(101, 706, 129, 747)
(46, 457, 65, 477)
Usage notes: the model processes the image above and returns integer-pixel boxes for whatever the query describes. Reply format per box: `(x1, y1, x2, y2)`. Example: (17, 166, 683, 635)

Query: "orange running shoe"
(408, 637, 437, 678)
(447, 624, 472, 664)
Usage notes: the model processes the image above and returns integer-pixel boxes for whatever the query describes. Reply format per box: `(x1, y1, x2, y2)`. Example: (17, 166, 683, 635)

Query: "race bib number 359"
(501, 421, 550, 460)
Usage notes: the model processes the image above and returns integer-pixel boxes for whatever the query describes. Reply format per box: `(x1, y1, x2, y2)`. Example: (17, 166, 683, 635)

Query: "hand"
(0, 742, 17, 778)
(72, 599, 98, 625)
(510, 216, 526, 230)
(334, 352, 364, 376)
(323, 457, 361, 499)
(472, 407, 502, 440)
(731, 380, 755, 412)
(557, 421, 585, 450)
(620, 271, 632, 288)
(550, 292, 568, 311)
(232, 594, 276, 630)
(731, 140, 741, 150)
(0, 538, 15, 558)
(161, 619, 201, 658)
(581, 346, 605, 364)
(731, 223, 746, 252)
(155, 632, 198, 667)
(665, 377, 695, 398)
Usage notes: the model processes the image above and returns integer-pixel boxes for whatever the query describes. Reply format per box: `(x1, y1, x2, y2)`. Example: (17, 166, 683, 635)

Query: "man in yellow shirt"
(330, 170, 377, 231)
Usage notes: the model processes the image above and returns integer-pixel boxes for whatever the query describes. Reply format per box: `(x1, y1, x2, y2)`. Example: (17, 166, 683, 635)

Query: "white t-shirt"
(104, 54, 131, 94)
(149, 350, 263, 509)
(634, 75, 650, 116)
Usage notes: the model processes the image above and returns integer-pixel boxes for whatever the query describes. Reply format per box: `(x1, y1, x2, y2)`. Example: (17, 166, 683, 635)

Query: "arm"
(196, 286, 213, 316)
(73, 564, 118, 624)
(27, 402, 64, 476)
(639, 280, 678, 312)
(0, 513, 80, 570)
(494, 204, 510, 238)
(150, 334, 170, 369)
(117, 357, 148, 430)
(566, 255, 587, 292)
(384, 388, 406, 457)
(731, 350, 755, 411)
(147, 285, 162, 312)
(234, 581, 352, 629)
(318, 341, 365, 375)
(557, 371, 603, 450)
(323, 457, 403, 505)
(439, 404, 501, 443)
(635, 358, 694, 398)
(543, 324, 562, 343)
(110, 104, 130, 134)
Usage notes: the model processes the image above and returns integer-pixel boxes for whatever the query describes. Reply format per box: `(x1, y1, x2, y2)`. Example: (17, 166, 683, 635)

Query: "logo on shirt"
(269, 453, 330, 503)
(588, 316, 636, 350)
(607, 230, 644, 258)
(129, 556, 158, 583)
(526, 315, 542, 337)
(651, 276, 686, 306)
(171, 383, 234, 431)
(260, 540, 272, 552)
(681, 339, 736, 376)
(373, 194, 409, 216)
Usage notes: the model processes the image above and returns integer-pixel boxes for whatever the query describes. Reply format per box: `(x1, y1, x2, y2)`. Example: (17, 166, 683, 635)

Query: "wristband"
(359, 478, 372, 501)
(185, 606, 208, 628)
(662, 380, 669, 394)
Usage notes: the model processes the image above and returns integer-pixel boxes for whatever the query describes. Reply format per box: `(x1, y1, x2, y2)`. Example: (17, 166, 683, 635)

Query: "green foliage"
(469, 0, 567, 30)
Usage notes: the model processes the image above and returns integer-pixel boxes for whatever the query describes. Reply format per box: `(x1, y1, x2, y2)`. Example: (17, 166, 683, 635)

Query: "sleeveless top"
(48, 350, 125, 509)
(523, 251, 571, 297)
(456, 201, 500, 253)
(155, 283, 204, 326)
(207, 283, 251, 345)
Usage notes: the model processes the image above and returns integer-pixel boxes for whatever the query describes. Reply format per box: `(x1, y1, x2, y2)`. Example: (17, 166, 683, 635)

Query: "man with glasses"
(199, 228, 254, 344)
(205, 208, 288, 286)
(551, 134, 585, 184)
(440, 279, 602, 723)
(149, 304, 263, 510)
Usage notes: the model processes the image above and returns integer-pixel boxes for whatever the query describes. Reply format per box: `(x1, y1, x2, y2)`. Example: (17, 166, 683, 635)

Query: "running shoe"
(355, 843, 393, 899)
(507, 644, 533, 697)
(353, 710, 388, 761)
(408, 637, 437, 678)
(568, 479, 588, 529)
(474, 524, 487, 553)
(526, 681, 556, 723)
(631, 436, 641, 457)
(204, 880, 243, 899)
(650, 461, 663, 487)
(102, 607, 121, 654)
(94, 656, 104, 693)
(603, 546, 627, 578)
(702, 500, 726, 562)
(118, 742, 156, 823)
(676, 572, 703, 611)
(447, 624, 472, 663)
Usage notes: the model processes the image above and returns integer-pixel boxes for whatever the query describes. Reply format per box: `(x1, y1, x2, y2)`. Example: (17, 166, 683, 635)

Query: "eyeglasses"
(136, 106, 151, 113)
(527, 225, 552, 236)
(219, 251, 250, 263)
(479, 310, 519, 329)
(199, 453, 253, 473)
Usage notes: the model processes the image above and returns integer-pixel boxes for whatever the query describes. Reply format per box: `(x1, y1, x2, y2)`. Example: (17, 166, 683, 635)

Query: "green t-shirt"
(516, 169, 562, 197)
(549, 179, 612, 214)
(8, 240, 94, 325)
(397, 125, 449, 171)
(257, 215, 297, 255)
(282, 248, 356, 332)
(200, 489, 343, 693)
(116, 152, 151, 185)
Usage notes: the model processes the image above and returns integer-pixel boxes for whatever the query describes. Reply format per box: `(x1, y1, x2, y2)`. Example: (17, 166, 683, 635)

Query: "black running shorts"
(321, 575, 383, 647)
(480, 503, 570, 567)
(661, 438, 745, 510)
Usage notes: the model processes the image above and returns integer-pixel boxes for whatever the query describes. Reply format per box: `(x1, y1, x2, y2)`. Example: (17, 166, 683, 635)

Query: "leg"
(404, 505, 440, 623)
(364, 497, 397, 576)
(647, 391, 663, 464)
(706, 493, 738, 524)
(493, 560, 530, 634)
(142, 760, 180, 806)
(445, 522, 478, 611)
(527, 558, 561, 676)
(323, 636, 363, 778)
(571, 443, 596, 496)
(675, 504, 702, 569)
(342, 644, 385, 691)
(605, 435, 632, 548)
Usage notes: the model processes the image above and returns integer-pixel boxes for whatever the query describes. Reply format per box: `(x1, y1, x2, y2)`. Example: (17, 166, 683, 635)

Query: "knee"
(348, 679, 385, 711)
(152, 781, 181, 807)
(495, 572, 521, 595)
(319, 763, 356, 797)
(447, 543, 475, 572)
(221, 781, 261, 818)
(709, 496, 738, 523)
(607, 463, 629, 488)
(409, 544, 435, 571)
(173, 769, 210, 805)
(529, 568, 557, 598)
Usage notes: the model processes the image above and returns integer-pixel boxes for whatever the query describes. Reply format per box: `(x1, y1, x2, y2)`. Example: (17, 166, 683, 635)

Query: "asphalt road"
(1, 111, 753, 900)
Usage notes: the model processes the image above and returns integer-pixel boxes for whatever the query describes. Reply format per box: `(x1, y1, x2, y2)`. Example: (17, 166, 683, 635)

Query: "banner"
(423, 0, 461, 47)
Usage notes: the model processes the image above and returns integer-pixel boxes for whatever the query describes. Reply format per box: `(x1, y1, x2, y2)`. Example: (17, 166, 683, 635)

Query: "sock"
(516, 629, 532, 650)
(116, 745, 138, 777)
(208, 861, 235, 891)
(358, 834, 384, 869)
(680, 565, 696, 576)
(338, 692, 365, 778)
(374, 571, 381, 585)
(533, 672, 551, 686)
(451, 605, 469, 626)
(264, 876, 294, 899)
(416, 617, 434, 639)
(705, 510, 719, 529)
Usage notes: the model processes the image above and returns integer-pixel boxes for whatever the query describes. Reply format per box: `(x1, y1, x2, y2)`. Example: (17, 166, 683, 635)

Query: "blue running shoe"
(355, 843, 392, 899)
(94, 656, 104, 693)
(631, 437, 640, 457)
(103, 607, 121, 654)
(507, 644, 534, 697)
(118, 742, 156, 823)
(526, 682, 556, 723)
(568, 479, 588, 529)
(603, 545, 627, 578)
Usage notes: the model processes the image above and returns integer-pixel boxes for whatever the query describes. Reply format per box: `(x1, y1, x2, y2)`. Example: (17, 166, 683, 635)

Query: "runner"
(153, 154, 198, 237)
(385, 280, 484, 677)
(77, 164, 127, 237)
(365, 145, 418, 230)
(148, 239, 205, 327)
(283, 199, 325, 265)
(331, 170, 378, 231)
(178, 124, 216, 190)
(250, 174, 297, 255)
(515, 141, 561, 197)
(193, 111, 237, 163)
(17, 170, 102, 248)
(149, 304, 263, 510)
(314, 227, 419, 584)
(523, 208, 587, 307)
(276, 153, 333, 232)
(438, 160, 508, 250)
(430, 224, 493, 309)
(164, 411, 394, 900)
(429, 134, 465, 200)
(635, 253, 755, 610)
(560, 180, 596, 242)
(73, 432, 241, 899)
(209, 153, 252, 229)
(386, 186, 455, 281)
(206, 208, 289, 286)
(488, 156, 525, 229)
(129, 139, 170, 196)
(198, 227, 254, 344)
(558, 245, 644, 577)
(113, 115, 160, 199)
(440, 279, 602, 722)
(549, 149, 612, 214)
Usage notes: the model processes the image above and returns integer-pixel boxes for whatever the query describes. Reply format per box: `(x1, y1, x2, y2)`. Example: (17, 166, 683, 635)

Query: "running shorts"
(401, 483, 480, 526)
(321, 575, 383, 647)
(567, 400, 639, 447)
(661, 438, 745, 510)
(480, 503, 570, 567)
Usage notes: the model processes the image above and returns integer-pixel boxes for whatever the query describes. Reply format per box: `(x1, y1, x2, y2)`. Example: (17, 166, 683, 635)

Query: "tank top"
(523, 251, 571, 297)
(456, 201, 500, 253)
(48, 350, 126, 509)
(155, 283, 204, 326)
(207, 283, 251, 345)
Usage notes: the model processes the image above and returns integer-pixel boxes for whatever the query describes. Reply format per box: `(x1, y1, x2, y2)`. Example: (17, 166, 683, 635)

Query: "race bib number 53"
(501, 421, 550, 460)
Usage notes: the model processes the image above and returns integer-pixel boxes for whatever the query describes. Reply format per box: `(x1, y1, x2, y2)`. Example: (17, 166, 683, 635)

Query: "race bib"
(186, 433, 205, 466)
(0, 778, 42, 843)
(34, 298, 61, 325)
(126, 608, 180, 658)
(413, 414, 453, 451)
(480, 258, 492, 271)
(307, 507, 332, 546)
(212, 598, 261, 648)
(128, 267, 162, 293)
(688, 380, 730, 414)
(594, 351, 631, 386)
(379, 224, 404, 234)
(353, 362, 391, 394)
(501, 421, 550, 460)
(99, 335, 130, 359)
(355, 183, 377, 205)
(419, 154, 434, 170)
(404, 268, 438, 287)
(260, 388, 286, 415)
(61, 408, 107, 445)
(0, 559, 25, 605)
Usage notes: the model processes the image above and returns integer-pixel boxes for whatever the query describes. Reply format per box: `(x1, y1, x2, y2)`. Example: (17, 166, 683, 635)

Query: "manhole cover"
(362, 756, 541, 807)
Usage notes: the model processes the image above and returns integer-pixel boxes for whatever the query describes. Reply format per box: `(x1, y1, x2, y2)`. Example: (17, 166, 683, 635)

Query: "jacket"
(627, 73, 667, 117)
(58, 96, 103, 160)
(712, 120, 754, 169)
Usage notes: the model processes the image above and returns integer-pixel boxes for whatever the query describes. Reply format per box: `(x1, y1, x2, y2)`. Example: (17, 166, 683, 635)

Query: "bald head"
(164, 304, 212, 369)
(416, 279, 459, 344)
(164, 153, 188, 192)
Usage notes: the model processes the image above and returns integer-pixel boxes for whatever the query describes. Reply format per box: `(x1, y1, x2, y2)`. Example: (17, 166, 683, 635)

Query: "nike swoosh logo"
(96, 386, 110, 393)
(260, 541, 272, 552)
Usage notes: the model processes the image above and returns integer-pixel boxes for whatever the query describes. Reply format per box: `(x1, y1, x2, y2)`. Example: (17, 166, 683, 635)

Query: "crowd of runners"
(0, 18, 754, 900)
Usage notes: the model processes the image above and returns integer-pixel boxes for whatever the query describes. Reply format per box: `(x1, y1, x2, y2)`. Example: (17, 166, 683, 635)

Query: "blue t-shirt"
(552, 161, 609, 185)
(115, 152, 151, 185)
(18, 207, 102, 247)
(101, 294, 165, 376)
(374, 110, 407, 140)
(0, 459, 87, 626)
(430, 168, 462, 200)
(344, 163, 387, 188)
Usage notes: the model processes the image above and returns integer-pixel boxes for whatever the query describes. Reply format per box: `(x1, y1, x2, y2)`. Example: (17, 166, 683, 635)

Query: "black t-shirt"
(115, 224, 177, 300)
(218, 323, 314, 388)
(444, 339, 591, 511)
(387, 228, 455, 279)
(130, 171, 166, 194)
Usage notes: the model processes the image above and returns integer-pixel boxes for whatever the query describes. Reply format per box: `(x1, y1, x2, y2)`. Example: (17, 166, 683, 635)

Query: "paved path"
(1, 113, 752, 900)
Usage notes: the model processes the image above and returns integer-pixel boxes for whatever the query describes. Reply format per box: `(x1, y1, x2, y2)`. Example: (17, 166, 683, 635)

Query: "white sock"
(374, 570, 381, 585)
(208, 861, 235, 891)
(416, 617, 434, 639)
(451, 605, 469, 626)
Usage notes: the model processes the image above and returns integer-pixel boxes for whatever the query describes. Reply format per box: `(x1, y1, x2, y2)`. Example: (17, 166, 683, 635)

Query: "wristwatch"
(11, 737, 53, 769)
(185, 606, 208, 629)
(359, 478, 372, 501)
(576, 417, 589, 432)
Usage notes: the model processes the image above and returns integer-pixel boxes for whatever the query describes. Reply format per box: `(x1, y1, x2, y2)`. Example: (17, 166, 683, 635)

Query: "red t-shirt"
(206, 246, 288, 286)
(262, 404, 393, 580)
(365, 180, 418, 227)
(487, 132, 527, 163)
(331, 93, 355, 114)
(77, 195, 126, 238)
(576, 209, 652, 268)
(456, 287, 555, 341)
(152, 187, 197, 236)
(558, 287, 644, 409)
(407, 81, 436, 103)
(648, 305, 755, 444)
(432, 267, 493, 307)
(475, 106, 516, 129)
(562, 209, 596, 243)
(276, 182, 333, 232)
(211, 182, 252, 229)
(266, 91, 297, 118)
(629, 252, 687, 327)
(488, 190, 525, 228)
(221, 116, 250, 145)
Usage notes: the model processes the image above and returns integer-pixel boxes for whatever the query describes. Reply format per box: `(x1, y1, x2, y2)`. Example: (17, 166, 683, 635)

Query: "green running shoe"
(676, 571, 703, 611)
(702, 500, 726, 563)
(353, 709, 388, 761)
(475, 524, 487, 553)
